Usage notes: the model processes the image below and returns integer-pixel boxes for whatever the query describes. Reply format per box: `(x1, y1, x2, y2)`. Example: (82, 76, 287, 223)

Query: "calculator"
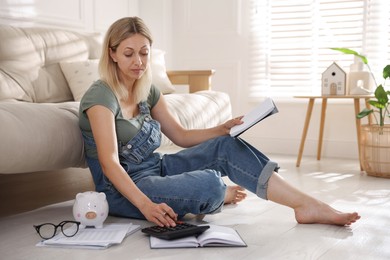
(141, 222, 210, 240)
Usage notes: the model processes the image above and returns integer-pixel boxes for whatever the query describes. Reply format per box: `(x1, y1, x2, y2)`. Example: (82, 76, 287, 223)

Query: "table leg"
(296, 98, 315, 167)
(354, 98, 364, 171)
(317, 98, 327, 160)
(365, 97, 372, 125)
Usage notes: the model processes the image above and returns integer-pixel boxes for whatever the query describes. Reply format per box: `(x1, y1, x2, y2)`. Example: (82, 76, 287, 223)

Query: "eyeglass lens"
(61, 221, 79, 237)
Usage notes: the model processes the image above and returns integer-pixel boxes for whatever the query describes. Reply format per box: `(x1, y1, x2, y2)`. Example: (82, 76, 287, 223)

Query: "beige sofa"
(0, 25, 231, 216)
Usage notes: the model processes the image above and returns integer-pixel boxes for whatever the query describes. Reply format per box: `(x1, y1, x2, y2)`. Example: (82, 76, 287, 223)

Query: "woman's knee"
(201, 170, 226, 201)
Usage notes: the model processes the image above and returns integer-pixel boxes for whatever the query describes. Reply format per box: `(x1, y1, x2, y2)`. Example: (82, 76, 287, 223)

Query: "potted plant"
(332, 48, 390, 178)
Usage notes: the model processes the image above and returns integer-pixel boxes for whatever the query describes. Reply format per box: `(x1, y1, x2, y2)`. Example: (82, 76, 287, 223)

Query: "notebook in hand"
(230, 97, 278, 137)
(149, 224, 247, 248)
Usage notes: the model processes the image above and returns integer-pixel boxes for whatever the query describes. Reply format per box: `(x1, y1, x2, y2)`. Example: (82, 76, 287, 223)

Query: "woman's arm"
(86, 105, 177, 226)
(151, 94, 243, 148)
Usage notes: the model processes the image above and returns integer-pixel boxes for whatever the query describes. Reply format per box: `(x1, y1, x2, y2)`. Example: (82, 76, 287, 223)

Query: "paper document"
(36, 222, 140, 249)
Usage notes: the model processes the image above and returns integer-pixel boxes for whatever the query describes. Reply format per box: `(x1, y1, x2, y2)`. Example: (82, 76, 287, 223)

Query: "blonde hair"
(99, 17, 153, 103)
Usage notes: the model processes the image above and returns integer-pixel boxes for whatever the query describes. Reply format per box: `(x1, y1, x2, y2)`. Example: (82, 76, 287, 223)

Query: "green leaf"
(357, 108, 373, 119)
(331, 48, 359, 55)
(374, 85, 389, 105)
(356, 54, 368, 64)
(369, 100, 387, 109)
(330, 48, 368, 64)
(383, 65, 390, 80)
(368, 100, 384, 109)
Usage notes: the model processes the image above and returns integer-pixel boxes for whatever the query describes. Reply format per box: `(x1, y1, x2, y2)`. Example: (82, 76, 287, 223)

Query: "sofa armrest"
(166, 70, 215, 93)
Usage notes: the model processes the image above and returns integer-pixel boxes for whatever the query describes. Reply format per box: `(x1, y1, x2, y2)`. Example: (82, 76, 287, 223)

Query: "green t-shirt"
(79, 80, 161, 159)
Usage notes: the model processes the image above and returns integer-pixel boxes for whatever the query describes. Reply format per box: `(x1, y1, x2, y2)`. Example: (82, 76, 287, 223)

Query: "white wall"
(0, 0, 139, 32)
(0, 0, 362, 160)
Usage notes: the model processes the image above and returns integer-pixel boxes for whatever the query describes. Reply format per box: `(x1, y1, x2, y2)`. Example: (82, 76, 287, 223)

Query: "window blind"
(249, 0, 390, 98)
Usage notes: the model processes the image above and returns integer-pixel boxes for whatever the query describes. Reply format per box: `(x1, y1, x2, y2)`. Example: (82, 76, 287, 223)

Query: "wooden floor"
(0, 155, 389, 260)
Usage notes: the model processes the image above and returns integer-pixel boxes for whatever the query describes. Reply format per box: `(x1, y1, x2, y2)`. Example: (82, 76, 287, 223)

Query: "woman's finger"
(164, 207, 177, 221)
(161, 210, 177, 227)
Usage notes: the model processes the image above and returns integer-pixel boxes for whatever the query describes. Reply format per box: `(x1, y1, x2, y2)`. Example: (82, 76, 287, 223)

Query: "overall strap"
(138, 101, 150, 116)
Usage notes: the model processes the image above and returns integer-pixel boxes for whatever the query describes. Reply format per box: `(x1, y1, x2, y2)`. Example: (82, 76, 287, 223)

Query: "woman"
(79, 17, 360, 227)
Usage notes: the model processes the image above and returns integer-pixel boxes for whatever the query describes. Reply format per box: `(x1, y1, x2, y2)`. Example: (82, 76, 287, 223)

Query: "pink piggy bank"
(73, 191, 109, 229)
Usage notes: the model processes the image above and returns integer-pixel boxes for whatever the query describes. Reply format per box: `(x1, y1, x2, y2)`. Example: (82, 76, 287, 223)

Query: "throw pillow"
(60, 59, 99, 101)
(151, 49, 175, 94)
(60, 50, 175, 101)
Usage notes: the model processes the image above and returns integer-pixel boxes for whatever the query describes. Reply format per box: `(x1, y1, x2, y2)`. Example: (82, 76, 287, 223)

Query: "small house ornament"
(322, 62, 346, 95)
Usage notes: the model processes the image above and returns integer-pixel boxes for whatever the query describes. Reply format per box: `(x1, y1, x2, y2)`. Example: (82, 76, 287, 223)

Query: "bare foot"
(294, 199, 361, 226)
(224, 185, 247, 204)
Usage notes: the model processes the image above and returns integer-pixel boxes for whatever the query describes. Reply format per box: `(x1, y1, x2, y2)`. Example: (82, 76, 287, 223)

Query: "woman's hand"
(221, 116, 244, 135)
(140, 201, 178, 227)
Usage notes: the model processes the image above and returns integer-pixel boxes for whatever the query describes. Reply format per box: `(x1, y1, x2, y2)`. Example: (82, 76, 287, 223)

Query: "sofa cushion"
(161, 90, 231, 146)
(0, 101, 86, 174)
(0, 25, 101, 103)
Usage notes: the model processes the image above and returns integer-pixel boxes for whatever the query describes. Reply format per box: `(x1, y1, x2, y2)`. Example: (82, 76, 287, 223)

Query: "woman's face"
(110, 34, 150, 83)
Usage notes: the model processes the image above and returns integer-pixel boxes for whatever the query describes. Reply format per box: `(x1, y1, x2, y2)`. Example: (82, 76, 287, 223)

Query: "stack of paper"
(36, 222, 140, 249)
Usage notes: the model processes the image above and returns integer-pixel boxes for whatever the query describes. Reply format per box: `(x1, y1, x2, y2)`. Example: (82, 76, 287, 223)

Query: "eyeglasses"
(33, 220, 81, 240)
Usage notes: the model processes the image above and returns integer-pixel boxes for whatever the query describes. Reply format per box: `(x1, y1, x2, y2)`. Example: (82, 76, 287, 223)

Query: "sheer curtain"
(248, 0, 390, 98)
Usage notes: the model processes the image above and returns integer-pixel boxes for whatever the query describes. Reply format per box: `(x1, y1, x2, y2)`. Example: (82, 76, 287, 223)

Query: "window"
(248, 0, 390, 98)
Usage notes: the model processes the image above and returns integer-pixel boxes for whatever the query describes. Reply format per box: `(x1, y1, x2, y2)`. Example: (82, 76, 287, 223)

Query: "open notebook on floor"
(149, 224, 247, 249)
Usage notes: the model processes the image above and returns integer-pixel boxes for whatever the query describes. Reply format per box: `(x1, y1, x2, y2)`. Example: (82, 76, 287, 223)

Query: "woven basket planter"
(360, 124, 390, 178)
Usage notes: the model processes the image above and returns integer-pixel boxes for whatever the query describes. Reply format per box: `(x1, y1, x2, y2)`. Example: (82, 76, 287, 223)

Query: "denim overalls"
(83, 101, 278, 219)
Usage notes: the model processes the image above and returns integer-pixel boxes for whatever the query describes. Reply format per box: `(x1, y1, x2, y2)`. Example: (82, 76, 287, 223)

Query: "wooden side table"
(167, 70, 215, 93)
(295, 95, 373, 169)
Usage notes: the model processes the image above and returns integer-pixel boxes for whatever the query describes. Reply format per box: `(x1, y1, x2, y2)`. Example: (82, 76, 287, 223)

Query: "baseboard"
(0, 168, 94, 218)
